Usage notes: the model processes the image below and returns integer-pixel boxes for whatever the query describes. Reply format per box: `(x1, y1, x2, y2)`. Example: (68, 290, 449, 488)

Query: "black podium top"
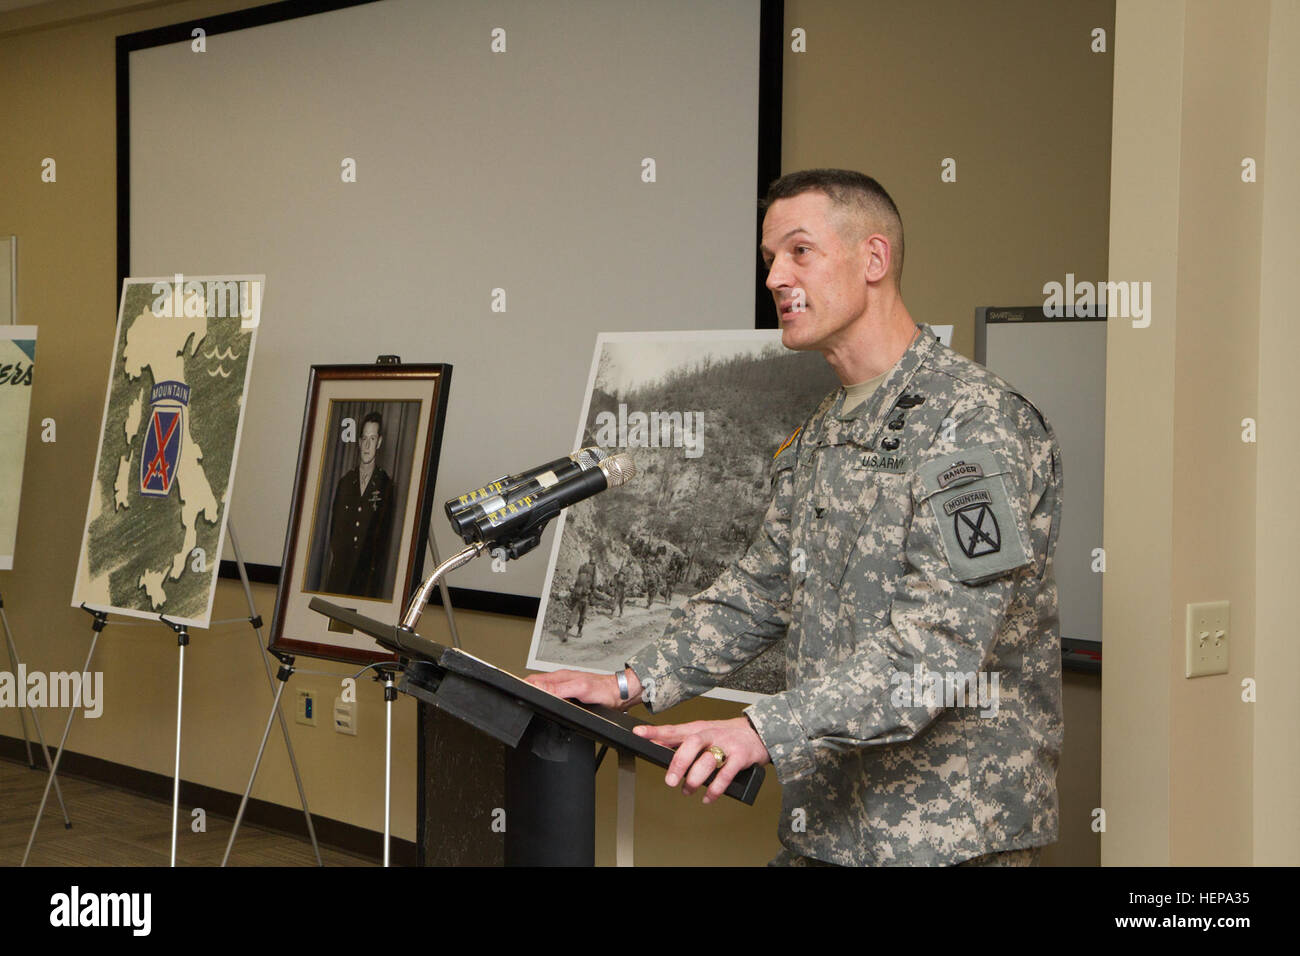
(307, 598, 765, 805)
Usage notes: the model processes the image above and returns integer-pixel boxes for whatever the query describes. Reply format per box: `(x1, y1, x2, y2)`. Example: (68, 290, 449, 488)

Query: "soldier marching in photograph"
(610, 561, 628, 618)
(564, 554, 598, 641)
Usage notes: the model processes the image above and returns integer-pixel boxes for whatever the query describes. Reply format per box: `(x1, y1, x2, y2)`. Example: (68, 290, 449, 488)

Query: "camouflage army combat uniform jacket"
(624, 325, 1063, 866)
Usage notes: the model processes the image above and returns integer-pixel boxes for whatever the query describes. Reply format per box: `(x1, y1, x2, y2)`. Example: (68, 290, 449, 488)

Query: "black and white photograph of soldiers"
(303, 399, 421, 602)
(529, 331, 838, 703)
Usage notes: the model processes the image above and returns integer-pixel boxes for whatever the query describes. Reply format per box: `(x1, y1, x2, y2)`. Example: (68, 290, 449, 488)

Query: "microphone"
(455, 453, 636, 559)
(445, 447, 611, 538)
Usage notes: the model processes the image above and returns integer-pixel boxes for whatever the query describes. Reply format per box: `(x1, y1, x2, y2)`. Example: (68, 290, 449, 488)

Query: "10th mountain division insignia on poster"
(72, 276, 263, 627)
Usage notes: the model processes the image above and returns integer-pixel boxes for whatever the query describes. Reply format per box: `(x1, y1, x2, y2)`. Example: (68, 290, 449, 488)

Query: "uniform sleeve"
(744, 404, 1048, 784)
(624, 438, 798, 713)
(326, 479, 345, 569)
(370, 474, 396, 594)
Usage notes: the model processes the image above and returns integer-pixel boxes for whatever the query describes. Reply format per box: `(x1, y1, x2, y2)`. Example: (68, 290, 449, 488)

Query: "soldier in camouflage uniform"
(564, 556, 598, 641)
(528, 169, 1062, 866)
(643, 561, 659, 609)
(610, 564, 627, 617)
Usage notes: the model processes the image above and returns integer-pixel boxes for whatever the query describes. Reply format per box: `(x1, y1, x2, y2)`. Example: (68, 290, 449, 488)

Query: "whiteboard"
(976, 306, 1105, 650)
(123, 0, 765, 607)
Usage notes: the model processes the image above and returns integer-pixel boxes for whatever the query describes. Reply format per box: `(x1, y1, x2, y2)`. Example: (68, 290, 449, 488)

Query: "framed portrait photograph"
(269, 363, 452, 665)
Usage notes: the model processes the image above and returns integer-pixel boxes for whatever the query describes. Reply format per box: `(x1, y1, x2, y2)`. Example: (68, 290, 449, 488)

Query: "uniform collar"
(816, 324, 937, 448)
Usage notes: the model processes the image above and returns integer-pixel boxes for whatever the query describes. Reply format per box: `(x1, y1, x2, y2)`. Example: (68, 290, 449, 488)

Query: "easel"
(1, 593, 72, 830)
(0, 249, 74, 838)
(0, 277, 76, 842)
(21, 520, 320, 868)
(225, 354, 462, 867)
(223, 530, 462, 867)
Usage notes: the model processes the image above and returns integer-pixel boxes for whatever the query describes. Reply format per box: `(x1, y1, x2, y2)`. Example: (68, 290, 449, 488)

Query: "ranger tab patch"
(917, 444, 1030, 583)
(937, 460, 984, 489)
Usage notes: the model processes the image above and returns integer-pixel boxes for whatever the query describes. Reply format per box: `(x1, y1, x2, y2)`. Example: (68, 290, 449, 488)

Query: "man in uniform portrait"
(323, 409, 395, 599)
(529, 169, 1064, 867)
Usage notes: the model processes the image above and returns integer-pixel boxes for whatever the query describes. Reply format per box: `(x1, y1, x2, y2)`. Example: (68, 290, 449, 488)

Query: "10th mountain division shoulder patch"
(917, 444, 1032, 583)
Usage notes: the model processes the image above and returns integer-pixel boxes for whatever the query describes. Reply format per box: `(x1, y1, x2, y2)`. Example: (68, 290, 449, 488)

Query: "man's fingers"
(703, 762, 742, 804)
(681, 749, 721, 795)
(525, 674, 573, 696)
(635, 720, 698, 746)
(664, 734, 704, 787)
(524, 671, 569, 689)
(634, 718, 767, 798)
(524, 671, 604, 704)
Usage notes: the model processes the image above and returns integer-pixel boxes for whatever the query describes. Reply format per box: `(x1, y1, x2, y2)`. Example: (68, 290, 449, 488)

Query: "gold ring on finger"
(708, 745, 727, 770)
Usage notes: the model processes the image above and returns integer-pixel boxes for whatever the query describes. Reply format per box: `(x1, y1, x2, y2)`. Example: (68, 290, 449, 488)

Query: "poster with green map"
(72, 276, 263, 627)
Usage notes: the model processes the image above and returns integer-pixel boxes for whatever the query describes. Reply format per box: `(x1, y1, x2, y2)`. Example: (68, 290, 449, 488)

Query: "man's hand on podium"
(633, 717, 770, 805)
(524, 669, 769, 803)
(524, 667, 643, 710)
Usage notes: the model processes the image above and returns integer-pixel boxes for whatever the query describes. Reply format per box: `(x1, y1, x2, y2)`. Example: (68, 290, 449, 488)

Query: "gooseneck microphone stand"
(399, 541, 489, 632)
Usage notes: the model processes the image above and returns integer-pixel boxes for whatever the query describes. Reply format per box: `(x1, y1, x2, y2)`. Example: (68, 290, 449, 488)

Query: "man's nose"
(765, 256, 792, 291)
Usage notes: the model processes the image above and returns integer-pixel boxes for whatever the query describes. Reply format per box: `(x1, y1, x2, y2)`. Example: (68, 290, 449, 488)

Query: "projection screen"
(123, 0, 767, 609)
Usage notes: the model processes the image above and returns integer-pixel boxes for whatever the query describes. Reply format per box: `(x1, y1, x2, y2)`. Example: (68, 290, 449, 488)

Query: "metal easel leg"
(616, 751, 636, 867)
(0, 599, 33, 766)
(158, 616, 190, 867)
(222, 656, 295, 867)
(225, 522, 321, 865)
(22, 607, 106, 866)
(0, 598, 70, 826)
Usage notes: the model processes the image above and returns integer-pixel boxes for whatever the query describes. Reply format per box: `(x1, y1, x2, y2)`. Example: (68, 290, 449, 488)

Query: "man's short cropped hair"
(361, 410, 384, 439)
(762, 169, 905, 285)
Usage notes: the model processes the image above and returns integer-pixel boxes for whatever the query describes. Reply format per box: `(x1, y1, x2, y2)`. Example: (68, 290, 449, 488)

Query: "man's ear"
(863, 234, 891, 284)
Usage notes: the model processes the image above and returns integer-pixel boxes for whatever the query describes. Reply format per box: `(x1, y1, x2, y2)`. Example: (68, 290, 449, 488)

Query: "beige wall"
(782, 0, 1114, 866)
(783, 0, 1116, 356)
(20, 0, 1297, 869)
(1253, 0, 1300, 867)
(1099, 0, 1180, 865)
(1103, 0, 1299, 866)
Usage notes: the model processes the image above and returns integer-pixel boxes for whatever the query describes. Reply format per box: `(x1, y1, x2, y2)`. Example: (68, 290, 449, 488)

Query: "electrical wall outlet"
(334, 697, 357, 736)
(296, 688, 317, 726)
(1185, 601, 1229, 678)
